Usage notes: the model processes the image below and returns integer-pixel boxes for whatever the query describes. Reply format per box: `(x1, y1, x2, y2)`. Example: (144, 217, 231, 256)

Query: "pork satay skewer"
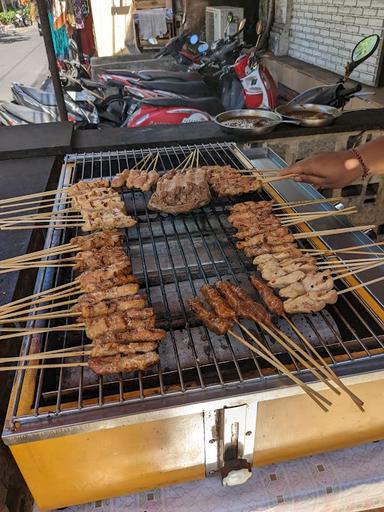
(249, 276, 364, 409)
(229, 327, 330, 412)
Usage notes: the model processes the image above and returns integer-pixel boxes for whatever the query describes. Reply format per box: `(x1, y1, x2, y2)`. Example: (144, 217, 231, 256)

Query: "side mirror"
(345, 34, 380, 78)
(189, 34, 199, 45)
(238, 18, 246, 33)
(198, 42, 209, 53)
(227, 12, 234, 24)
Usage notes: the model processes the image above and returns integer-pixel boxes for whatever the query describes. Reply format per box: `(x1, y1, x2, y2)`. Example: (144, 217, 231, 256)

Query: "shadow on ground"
(0, 31, 30, 44)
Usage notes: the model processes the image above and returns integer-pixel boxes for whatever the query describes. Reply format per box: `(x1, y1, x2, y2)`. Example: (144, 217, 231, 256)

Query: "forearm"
(355, 136, 384, 175)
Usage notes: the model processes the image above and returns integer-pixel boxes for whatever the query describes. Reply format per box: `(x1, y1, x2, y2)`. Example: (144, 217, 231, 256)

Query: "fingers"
(294, 174, 326, 187)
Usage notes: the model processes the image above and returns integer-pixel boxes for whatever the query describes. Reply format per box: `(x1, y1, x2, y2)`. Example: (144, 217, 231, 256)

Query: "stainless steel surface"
(214, 110, 282, 136)
(3, 142, 384, 444)
(276, 103, 341, 127)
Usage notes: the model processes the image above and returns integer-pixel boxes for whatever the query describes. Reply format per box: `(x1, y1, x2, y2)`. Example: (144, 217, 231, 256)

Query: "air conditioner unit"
(205, 6, 244, 45)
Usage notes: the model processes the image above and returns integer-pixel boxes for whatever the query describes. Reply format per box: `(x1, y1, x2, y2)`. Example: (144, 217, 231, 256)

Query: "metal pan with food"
(276, 103, 342, 127)
(214, 109, 299, 136)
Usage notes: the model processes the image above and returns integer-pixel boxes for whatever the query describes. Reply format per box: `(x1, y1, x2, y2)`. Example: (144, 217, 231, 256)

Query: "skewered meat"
(89, 352, 159, 375)
(85, 313, 156, 339)
(71, 188, 123, 210)
(237, 232, 294, 249)
(261, 264, 288, 282)
(91, 341, 159, 358)
(79, 263, 136, 293)
(228, 210, 274, 227)
(200, 284, 236, 319)
(279, 282, 306, 299)
(205, 166, 263, 197)
(94, 328, 166, 345)
(284, 290, 338, 314)
(149, 168, 211, 214)
(81, 283, 140, 304)
(74, 294, 146, 318)
(229, 200, 274, 214)
(232, 286, 272, 324)
(269, 270, 306, 289)
(234, 221, 282, 240)
(189, 298, 233, 335)
(244, 243, 302, 258)
(215, 281, 244, 315)
(74, 247, 130, 272)
(302, 271, 334, 292)
(250, 275, 284, 316)
(111, 169, 159, 191)
(81, 208, 136, 231)
(71, 231, 123, 251)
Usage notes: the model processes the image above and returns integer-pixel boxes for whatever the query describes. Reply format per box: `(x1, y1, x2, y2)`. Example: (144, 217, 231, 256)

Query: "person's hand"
(278, 150, 363, 188)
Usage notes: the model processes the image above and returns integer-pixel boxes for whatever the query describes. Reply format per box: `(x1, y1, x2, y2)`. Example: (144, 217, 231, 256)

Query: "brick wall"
(271, 0, 384, 86)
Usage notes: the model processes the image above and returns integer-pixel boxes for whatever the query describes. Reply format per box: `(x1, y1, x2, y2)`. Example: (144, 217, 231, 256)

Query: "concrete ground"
(0, 25, 48, 102)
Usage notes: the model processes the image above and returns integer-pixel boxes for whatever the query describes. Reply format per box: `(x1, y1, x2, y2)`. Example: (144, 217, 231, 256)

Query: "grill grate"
(7, 143, 384, 428)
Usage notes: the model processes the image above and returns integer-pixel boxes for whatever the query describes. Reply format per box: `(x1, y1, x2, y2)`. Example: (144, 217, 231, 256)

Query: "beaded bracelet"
(350, 148, 370, 179)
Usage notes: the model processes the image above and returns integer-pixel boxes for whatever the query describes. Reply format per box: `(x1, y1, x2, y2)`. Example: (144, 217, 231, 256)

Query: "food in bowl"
(284, 110, 334, 121)
(221, 117, 276, 129)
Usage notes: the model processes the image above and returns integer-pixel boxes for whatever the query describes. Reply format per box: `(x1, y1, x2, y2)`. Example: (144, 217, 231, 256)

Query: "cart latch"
(203, 402, 257, 485)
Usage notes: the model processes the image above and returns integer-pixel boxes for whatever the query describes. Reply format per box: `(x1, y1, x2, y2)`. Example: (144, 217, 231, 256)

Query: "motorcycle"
(14, 9, 31, 28)
(282, 33, 380, 108)
(0, 102, 55, 126)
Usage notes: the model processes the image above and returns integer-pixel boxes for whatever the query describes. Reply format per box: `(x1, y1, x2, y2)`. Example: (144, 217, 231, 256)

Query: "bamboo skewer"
(333, 260, 384, 281)
(0, 310, 79, 324)
(0, 362, 88, 371)
(137, 153, 154, 171)
(303, 241, 384, 256)
(0, 324, 85, 341)
(282, 210, 357, 227)
(276, 206, 355, 218)
(0, 224, 85, 230)
(0, 243, 77, 266)
(0, 188, 67, 207)
(232, 325, 329, 411)
(262, 173, 298, 183)
(0, 350, 92, 364)
(272, 197, 344, 211)
(283, 316, 364, 409)
(0, 199, 71, 217)
(337, 274, 384, 295)
(294, 225, 375, 240)
(0, 298, 79, 320)
(253, 319, 340, 395)
(0, 281, 79, 315)
(0, 207, 78, 224)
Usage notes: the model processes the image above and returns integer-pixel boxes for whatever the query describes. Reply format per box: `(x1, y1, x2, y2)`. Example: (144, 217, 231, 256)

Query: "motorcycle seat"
(136, 80, 213, 98)
(140, 96, 224, 116)
(81, 78, 107, 90)
(104, 69, 203, 82)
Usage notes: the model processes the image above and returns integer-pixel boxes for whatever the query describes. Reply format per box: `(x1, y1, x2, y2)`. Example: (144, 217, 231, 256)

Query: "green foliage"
(0, 9, 16, 25)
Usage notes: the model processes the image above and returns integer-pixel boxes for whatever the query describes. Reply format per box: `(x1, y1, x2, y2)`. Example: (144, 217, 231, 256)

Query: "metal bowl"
(275, 103, 341, 127)
(214, 109, 283, 136)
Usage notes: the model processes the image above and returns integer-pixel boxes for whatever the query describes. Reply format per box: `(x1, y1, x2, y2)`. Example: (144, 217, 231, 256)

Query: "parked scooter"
(11, 82, 99, 125)
(282, 34, 380, 108)
(0, 102, 55, 126)
(14, 9, 31, 28)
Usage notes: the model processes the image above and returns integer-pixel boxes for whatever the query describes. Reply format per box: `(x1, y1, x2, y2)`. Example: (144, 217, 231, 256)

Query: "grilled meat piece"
(74, 247, 130, 273)
(78, 263, 135, 293)
(83, 283, 140, 304)
(89, 352, 159, 375)
(269, 270, 306, 289)
(85, 314, 156, 339)
(68, 179, 110, 196)
(81, 208, 136, 232)
(253, 253, 276, 266)
(200, 284, 236, 319)
(94, 328, 167, 345)
(279, 282, 306, 299)
(237, 232, 294, 250)
(284, 290, 338, 314)
(215, 281, 244, 315)
(250, 275, 284, 316)
(234, 222, 282, 240)
(228, 211, 274, 228)
(302, 271, 334, 292)
(261, 264, 288, 282)
(205, 167, 262, 197)
(229, 200, 274, 214)
(112, 169, 160, 191)
(232, 286, 272, 325)
(74, 294, 146, 318)
(270, 245, 303, 258)
(71, 231, 123, 251)
(189, 298, 233, 335)
(148, 167, 211, 214)
(91, 341, 159, 358)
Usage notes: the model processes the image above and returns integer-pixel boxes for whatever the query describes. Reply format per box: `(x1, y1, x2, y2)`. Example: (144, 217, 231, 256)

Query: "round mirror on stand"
(352, 34, 380, 62)
(189, 34, 199, 45)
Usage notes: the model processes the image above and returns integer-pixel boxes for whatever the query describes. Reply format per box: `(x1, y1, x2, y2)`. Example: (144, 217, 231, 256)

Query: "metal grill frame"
(3, 142, 384, 444)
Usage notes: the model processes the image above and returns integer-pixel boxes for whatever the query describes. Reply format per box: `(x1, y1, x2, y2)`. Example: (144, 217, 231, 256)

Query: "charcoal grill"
(4, 142, 384, 510)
